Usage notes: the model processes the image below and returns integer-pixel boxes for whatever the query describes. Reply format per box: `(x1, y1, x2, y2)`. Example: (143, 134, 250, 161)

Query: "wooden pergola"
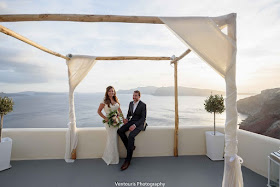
(0, 14, 231, 157)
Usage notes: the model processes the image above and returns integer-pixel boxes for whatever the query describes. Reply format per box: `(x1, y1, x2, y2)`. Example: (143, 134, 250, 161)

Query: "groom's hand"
(124, 119, 128, 124)
(129, 124, 136, 131)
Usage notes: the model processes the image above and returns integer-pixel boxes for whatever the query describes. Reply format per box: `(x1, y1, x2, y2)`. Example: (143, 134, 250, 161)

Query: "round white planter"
(205, 131, 225, 161)
(0, 137, 12, 171)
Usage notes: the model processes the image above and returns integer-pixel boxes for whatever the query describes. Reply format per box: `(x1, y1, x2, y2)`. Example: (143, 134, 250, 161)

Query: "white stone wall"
(3, 125, 280, 177)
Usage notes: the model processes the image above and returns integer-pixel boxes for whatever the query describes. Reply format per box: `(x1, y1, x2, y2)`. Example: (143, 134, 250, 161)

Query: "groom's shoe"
(121, 160, 130, 171)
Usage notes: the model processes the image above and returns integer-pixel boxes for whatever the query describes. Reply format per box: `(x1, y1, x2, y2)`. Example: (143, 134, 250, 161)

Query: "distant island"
(0, 91, 67, 97)
(118, 86, 253, 96)
(237, 88, 280, 139)
(1, 87, 254, 97)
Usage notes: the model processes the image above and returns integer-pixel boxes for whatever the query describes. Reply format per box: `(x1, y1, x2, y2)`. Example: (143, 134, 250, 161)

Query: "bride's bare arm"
(97, 103, 108, 122)
(117, 107, 124, 117)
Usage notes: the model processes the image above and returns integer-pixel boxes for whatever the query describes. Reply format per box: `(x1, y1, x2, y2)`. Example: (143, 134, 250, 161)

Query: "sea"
(2, 93, 250, 128)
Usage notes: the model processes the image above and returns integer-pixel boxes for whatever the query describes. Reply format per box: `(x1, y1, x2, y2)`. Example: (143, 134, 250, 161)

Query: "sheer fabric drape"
(160, 14, 243, 187)
(65, 55, 97, 163)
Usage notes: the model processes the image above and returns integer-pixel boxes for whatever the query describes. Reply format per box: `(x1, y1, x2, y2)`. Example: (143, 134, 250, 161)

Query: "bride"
(97, 86, 124, 165)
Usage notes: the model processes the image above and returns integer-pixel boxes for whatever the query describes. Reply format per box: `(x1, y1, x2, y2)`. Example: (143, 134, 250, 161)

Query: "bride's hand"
(104, 117, 109, 122)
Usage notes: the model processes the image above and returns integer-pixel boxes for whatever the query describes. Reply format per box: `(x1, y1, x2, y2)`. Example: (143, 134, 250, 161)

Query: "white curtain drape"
(160, 13, 243, 187)
(65, 55, 97, 163)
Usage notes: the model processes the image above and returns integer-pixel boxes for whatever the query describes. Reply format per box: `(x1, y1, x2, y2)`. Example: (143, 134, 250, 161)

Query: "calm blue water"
(3, 93, 249, 128)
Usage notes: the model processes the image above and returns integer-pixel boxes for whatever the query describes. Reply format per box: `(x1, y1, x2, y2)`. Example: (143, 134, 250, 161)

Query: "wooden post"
(174, 61, 179, 157)
(170, 50, 192, 157)
(0, 114, 3, 142)
(71, 149, 76, 159)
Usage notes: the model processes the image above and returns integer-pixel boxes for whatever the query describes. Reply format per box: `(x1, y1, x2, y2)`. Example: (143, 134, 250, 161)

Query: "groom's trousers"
(117, 121, 141, 162)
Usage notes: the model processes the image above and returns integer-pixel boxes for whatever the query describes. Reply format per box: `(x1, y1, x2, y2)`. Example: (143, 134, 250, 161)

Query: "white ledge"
(2, 125, 280, 178)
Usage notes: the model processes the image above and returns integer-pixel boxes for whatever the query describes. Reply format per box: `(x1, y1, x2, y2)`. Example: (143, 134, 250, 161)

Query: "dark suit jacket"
(126, 100, 147, 131)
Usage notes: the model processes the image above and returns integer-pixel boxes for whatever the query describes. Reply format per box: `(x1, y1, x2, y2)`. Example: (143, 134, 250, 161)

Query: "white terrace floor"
(0, 155, 267, 187)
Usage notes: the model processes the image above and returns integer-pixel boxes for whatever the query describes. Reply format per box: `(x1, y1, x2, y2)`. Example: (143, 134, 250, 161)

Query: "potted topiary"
(0, 96, 14, 171)
(204, 94, 225, 160)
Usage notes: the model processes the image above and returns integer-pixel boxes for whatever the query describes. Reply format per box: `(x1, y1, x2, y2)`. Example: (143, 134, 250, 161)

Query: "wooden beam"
(0, 14, 164, 24)
(0, 24, 171, 61)
(0, 24, 69, 60)
(0, 13, 234, 27)
(96, 56, 171, 61)
(171, 49, 191, 64)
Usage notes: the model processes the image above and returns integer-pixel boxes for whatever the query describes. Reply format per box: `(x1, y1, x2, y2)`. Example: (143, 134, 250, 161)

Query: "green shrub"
(0, 96, 14, 142)
(204, 94, 225, 135)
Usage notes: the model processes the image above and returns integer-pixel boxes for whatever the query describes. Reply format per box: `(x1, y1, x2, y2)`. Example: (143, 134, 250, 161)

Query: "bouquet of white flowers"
(103, 110, 123, 127)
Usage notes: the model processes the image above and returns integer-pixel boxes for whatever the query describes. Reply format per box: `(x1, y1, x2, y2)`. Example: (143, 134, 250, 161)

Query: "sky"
(0, 0, 279, 94)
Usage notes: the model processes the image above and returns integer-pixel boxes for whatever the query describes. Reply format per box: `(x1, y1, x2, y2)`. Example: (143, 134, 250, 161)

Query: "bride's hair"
(104, 86, 120, 108)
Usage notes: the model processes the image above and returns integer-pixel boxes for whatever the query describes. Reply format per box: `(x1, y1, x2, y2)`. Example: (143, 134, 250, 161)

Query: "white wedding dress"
(101, 101, 120, 165)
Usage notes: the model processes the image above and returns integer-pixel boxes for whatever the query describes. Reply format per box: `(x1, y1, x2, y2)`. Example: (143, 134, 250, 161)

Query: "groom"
(117, 90, 147, 171)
